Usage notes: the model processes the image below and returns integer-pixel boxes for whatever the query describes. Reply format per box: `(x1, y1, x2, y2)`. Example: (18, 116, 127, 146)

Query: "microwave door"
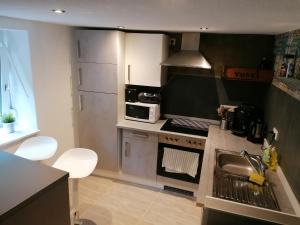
(126, 104, 150, 120)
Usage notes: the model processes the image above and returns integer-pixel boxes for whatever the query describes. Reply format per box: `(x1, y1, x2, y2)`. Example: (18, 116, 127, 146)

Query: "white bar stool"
(52, 148, 98, 225)
(14, 136, 58, 161)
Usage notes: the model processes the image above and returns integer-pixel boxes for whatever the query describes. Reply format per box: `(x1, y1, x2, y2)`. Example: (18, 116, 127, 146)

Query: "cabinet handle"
(125, 142, 130, 157)
(79, 94, 83, 111)
(78, 68, 82, 85)
(127, 65, 131, 83)
(132, 132, 149, 139)
(77, 40, 81, 58)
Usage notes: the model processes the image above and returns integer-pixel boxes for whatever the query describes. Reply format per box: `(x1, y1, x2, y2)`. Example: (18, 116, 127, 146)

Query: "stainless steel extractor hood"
(162, 33, 211, 69)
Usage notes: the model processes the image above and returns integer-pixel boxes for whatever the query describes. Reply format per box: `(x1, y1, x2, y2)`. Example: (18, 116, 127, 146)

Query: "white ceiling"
(0, 0, 300, 34)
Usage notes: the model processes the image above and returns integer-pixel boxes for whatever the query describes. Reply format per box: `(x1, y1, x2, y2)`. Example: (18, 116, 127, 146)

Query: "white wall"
(0, 16, 75, 165)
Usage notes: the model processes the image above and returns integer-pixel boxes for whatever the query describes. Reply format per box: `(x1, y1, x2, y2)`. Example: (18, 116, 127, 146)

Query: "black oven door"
(156, 143, 204, 184)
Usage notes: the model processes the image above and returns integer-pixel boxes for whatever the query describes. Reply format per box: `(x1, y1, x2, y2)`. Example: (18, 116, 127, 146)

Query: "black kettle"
(247, 118, 264, 144)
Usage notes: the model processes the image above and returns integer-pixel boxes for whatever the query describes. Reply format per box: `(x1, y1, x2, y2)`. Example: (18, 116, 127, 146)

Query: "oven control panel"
(159, 134, 205, 150)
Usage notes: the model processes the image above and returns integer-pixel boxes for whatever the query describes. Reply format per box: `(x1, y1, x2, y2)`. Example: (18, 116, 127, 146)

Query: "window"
(0, 56, 2, 114)
(0, 29, 37, 135)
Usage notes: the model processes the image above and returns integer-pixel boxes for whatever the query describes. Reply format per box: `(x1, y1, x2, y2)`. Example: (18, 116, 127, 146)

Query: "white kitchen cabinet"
(77, 63, 117, 93)
(78, 91, 118, 171)
(122, 129, 158, 180)
(125, 33, 169, 87)
(75, 30, 120, 64)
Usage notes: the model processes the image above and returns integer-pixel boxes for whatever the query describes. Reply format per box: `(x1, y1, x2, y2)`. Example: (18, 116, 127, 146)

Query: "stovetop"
(160, 118, 211, 137)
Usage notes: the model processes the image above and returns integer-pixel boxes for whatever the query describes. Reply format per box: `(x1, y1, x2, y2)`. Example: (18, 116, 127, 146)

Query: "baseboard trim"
(92, 168, 163, 189)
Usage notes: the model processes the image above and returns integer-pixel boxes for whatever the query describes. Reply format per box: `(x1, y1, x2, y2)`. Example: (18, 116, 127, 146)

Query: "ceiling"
(0, 0, 300, 34)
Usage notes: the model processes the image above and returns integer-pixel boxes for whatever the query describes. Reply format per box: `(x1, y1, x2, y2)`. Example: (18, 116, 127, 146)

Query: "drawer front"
(123, 129, 158, 143)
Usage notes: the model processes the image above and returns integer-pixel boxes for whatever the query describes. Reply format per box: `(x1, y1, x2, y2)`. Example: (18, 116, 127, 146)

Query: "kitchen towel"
(162, 147, 199, 177)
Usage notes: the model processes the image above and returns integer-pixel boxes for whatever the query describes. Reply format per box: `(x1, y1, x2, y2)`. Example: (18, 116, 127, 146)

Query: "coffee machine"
(230, 104, 264, 141)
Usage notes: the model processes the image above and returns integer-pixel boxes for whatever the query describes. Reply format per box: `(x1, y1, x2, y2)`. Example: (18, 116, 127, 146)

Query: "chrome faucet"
(240, 150, 267, 176)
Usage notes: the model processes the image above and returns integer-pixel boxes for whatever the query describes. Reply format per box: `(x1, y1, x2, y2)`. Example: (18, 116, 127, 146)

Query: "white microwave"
(125, 102, 160, 123)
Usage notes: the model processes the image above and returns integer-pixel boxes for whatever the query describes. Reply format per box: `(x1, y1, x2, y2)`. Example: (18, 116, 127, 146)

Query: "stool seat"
(52, 148, 98, 179)
(15, 136, 58, 161)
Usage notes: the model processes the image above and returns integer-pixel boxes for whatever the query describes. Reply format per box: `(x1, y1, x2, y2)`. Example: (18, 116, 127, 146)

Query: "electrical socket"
(169, 38, 176, 46)
(273, 127, 279, 141)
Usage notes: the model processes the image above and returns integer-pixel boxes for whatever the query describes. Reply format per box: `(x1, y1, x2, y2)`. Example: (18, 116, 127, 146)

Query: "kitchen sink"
(216, 150, 256, 177)
(213, 149, 280, 211)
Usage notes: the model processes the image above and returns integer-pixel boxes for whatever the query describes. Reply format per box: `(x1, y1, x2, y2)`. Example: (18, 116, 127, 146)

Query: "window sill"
(0, 129, 40, 148)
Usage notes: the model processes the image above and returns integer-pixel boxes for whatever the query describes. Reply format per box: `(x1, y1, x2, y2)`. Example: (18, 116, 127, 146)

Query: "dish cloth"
(162, 147, 199, 177)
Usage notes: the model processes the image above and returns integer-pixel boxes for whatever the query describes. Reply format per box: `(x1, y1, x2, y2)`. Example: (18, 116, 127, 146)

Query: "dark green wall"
(264, 85, 300, 202)
(163, 33, 274, 118)
(199, 33, 275, 74)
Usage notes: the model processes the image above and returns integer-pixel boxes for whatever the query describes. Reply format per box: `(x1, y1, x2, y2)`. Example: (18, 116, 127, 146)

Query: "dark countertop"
(116, 119, 208, 139)
(0, 151, 69, 221)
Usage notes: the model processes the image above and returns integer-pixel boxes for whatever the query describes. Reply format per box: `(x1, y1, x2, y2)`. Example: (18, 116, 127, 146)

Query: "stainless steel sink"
(213, 149, 280, 211)
(216, 150, 256, 177)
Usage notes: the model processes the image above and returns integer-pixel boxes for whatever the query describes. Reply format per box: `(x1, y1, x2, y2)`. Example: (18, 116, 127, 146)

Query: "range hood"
(162, 33, 211, 69)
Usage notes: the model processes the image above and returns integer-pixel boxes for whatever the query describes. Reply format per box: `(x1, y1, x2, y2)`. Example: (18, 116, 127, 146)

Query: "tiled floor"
(77, 175, 202, 225)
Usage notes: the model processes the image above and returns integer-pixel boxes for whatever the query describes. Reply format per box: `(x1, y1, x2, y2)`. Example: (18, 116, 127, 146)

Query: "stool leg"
(70, 178, 82, 225)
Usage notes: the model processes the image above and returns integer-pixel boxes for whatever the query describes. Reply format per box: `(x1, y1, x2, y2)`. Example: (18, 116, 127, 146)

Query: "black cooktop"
(160, 118, 210, 137)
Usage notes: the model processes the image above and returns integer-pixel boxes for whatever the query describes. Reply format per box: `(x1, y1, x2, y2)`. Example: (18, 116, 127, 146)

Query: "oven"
(156, 133, 205, 192)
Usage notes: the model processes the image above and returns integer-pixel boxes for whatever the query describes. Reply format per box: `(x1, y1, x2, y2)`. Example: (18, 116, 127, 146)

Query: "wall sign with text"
(224, 67, 273, 82)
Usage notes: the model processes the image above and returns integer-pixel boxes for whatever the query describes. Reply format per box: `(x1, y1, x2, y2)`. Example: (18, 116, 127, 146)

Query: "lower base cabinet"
(202, 208, 281, 225)
(1, 177, 70, 225)
(122, 129, 158, 181)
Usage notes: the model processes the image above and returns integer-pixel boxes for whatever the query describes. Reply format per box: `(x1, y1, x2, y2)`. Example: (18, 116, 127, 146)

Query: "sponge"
(249, 173, 265, 186)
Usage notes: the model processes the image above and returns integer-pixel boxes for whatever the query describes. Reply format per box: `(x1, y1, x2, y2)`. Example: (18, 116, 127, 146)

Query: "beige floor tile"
(143, 202, 201, 225)
(73, 176, 114, 213)
(156, 191, 201, 217)
(135, 219, 156, 225)
(95, 182, 159, 217)
(81, 204, 139, 225)
(78, 175, 202, 225)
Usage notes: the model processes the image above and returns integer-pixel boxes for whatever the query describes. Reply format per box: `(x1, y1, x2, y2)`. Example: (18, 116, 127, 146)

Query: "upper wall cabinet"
(125, 33, 168, 87)
(75, 30, 120, 64)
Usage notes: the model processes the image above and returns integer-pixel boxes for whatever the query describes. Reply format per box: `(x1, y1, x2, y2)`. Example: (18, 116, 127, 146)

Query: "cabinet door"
(76, 63, 117, 93)
(78, 91, 118, 171)
(122, 130, 158, 180)
(125, 33, 168, 87)
(75, 30, 118, 64)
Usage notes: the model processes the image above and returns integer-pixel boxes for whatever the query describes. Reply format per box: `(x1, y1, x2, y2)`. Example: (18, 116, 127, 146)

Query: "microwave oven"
(125, 102, 160, 123)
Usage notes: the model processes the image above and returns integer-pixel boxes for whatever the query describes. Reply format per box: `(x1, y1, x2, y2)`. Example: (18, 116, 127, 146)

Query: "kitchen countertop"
(0, 151, 68, 221)
(116, 119, 167, 133)
(116, 119, 208, 140)
(199, 125, 300, 225)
